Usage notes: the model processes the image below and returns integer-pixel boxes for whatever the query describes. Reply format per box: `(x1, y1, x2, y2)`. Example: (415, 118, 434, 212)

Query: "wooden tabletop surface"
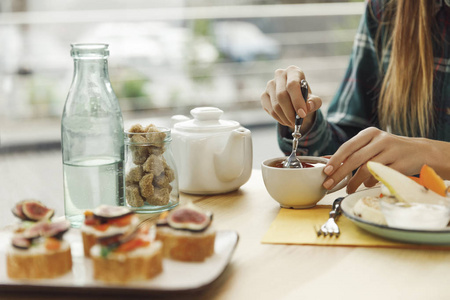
(1, 151, 450, 300)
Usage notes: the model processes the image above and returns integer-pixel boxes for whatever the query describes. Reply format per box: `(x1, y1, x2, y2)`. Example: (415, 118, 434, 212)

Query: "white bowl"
(261, 156, 350, 209)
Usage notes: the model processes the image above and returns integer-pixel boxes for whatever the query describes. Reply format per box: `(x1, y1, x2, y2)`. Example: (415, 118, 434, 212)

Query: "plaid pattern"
(278, 0, 450, 156)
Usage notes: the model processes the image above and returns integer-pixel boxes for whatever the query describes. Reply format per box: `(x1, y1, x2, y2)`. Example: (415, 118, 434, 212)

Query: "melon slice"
(420, 164, 447, 196)
(367, 161, 449, 206)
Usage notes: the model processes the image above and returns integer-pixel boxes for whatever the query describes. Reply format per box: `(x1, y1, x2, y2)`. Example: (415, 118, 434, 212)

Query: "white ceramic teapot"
(171, 107, 252, 194)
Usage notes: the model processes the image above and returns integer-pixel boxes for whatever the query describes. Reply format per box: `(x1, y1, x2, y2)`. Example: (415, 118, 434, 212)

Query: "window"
(0, 0, 363, 124)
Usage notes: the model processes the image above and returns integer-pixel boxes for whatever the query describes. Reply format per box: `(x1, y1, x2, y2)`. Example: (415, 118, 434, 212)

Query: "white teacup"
(261, 156, 350, 209)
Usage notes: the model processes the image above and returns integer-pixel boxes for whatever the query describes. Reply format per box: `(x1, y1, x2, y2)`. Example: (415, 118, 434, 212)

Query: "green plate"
(341, 187, 450, 245)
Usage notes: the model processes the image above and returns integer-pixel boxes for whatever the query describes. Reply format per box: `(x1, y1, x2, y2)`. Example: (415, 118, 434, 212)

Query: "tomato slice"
(45, 237, 62, 250)
(108, 214, 134, 227)
(84, 217, 98, 226)
(115, 238, 149, 253)
(93, 223, 110, 232)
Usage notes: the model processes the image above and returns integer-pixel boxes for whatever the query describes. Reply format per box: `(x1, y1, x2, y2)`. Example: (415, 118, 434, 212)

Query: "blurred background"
(0, 0, 364, 224)
(0, 0, 364, 154)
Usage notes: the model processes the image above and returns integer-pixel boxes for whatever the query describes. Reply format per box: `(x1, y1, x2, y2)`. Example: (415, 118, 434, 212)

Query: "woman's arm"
(322, 127, 450, 193)
(267, 1, 384, 157)
(425, 139, 450, 180)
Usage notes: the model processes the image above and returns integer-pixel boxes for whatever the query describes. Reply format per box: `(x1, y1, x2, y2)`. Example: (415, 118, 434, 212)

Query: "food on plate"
(414, 164, 448, 197)
(366, 161, 448, 206)
(90, 224, 163, 283)
(7, 201, 72, 279)
(81, 205, 139, 257)
(12, 200, 55, 222)
(352, 196, 387, 225)
(125, 124, 175, 207)
(352, 162, 450, 229)
(155, 202, 215, 262)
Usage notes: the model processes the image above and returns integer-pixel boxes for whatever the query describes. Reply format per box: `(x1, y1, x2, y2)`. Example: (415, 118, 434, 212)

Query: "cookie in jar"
(124, 124, 179, 212)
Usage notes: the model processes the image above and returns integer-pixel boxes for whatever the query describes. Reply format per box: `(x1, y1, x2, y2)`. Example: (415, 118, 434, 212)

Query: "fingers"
(346, 162, 380, 194)
(323, 128, 386, 191)
(261, 65, 318, 127)
(286, 66, 306, 118)
(349, 172, 378, 194)
(306, 94, 322, 114)
(322, 127, 428, 193)
(363, 176, 379, 188)
(325, 128, 381, 174)
(261, 89, 284, 125)
(275, 69, 296, 126)
(346, 148, 398, 193)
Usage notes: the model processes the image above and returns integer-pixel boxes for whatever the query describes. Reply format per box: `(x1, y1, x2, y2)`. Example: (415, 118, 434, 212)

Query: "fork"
(317, 197, 344, 237)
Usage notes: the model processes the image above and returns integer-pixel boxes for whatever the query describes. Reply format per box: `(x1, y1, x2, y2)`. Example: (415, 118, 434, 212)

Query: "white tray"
(0, 228, 239, 294)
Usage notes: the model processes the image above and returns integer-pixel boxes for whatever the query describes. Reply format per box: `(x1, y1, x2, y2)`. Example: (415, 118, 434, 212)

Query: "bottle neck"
(72, 58, 110, 84)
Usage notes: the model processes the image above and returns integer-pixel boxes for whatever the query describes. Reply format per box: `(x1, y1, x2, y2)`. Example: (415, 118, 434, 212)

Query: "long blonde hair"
(377, 0, 435, 137)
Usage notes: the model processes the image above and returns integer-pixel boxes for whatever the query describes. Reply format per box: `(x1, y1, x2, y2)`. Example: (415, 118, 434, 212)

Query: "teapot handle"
(214, 127, 252, 182)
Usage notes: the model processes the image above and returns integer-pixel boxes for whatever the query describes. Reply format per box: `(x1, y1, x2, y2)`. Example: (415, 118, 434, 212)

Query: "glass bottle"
(61, 44, 124, 228)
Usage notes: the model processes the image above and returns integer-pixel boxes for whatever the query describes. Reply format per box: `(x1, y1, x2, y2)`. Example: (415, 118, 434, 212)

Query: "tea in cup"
(261, 156, 350, 208)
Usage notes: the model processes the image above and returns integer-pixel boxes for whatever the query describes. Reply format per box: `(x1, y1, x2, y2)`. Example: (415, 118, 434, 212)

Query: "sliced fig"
(22, 200, 54, 221)
(11, 235, 31, 250)
(41, 220, 71, 240)
(97, 233, 123, 247)
(167, 204, 212, 231)
(155, 211, 169, 227)
(11, 200, 28, 220)
(93, 205, 134, 220)
(22, 221, 50, 239)
(97, 226, 140, 248)
(117, 226, 141, 245)
(156, 217, 169, 227)
(11, 221, 70, 249)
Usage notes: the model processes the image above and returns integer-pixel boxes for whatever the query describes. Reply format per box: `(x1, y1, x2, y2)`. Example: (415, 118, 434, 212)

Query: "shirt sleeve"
(277, 0, 383, 157)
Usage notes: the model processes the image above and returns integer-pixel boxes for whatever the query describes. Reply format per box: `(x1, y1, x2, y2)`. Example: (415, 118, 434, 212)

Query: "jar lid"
(124, 126, 171, 144)
(173, 107, 240, 133)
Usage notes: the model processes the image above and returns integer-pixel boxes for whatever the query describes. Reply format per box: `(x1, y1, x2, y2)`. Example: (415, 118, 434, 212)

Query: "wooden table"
(1, 152, 450, 299)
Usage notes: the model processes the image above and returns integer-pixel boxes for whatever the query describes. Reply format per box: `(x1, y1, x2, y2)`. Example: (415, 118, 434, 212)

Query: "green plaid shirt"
(278, 0, 450, 156)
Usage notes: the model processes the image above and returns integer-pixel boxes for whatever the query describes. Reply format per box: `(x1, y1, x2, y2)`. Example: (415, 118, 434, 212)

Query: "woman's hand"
(260, 65, 322, 133)
(322, 127, 435, 194)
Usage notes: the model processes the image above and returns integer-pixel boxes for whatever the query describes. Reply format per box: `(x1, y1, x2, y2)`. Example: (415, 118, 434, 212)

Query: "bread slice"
(81, 231, 97, 257)
(7, 242, 72, 279)
(156, 226, 215, 262)
(91, 240, 163, 283)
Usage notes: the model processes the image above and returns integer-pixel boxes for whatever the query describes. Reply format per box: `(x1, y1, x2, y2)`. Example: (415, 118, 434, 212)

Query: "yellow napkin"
(261, 206, 450, 249)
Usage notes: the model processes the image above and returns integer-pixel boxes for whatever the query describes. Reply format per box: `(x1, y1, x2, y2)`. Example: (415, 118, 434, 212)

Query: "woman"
(261, 0, 450, 193)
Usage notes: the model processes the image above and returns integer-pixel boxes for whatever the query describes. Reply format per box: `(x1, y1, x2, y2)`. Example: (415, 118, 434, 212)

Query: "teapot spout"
(214, 127, 252, 182)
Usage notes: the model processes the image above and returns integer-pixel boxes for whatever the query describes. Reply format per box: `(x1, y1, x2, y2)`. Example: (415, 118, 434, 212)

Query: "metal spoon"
(282, 79, 308, 168)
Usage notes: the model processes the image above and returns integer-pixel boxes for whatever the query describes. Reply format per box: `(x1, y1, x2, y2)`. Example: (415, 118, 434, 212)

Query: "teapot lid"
(173, 107, 240, 132)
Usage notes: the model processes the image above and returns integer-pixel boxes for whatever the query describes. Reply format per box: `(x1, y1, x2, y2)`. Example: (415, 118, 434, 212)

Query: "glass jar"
(62, 44, 124, 228)
(124, 127, 179, 213)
